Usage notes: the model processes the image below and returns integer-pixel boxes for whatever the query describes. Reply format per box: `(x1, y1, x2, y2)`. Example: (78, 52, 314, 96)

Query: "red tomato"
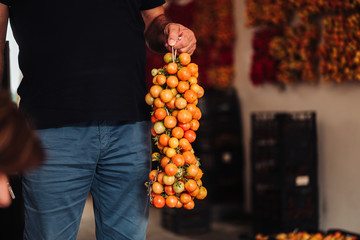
(184, 130, 196, 143)
(152, 195, 165, 208)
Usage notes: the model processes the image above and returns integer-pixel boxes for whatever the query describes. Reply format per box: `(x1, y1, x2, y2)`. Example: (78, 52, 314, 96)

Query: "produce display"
(145, 51, 207, 210)
(255, 231, 358, 240)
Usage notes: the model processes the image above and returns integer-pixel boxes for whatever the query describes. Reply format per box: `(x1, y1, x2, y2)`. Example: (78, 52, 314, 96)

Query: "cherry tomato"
(163, 174, 176, 185)
(152, 195, 165, 208)
(173, 181, 185, 194)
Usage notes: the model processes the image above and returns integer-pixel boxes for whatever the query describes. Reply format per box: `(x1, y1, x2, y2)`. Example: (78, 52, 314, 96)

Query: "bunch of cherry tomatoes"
(145, 51, 207, 210)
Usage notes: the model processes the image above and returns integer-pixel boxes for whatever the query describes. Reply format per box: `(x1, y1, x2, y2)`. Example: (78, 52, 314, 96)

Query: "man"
(0, 0, 196, 239)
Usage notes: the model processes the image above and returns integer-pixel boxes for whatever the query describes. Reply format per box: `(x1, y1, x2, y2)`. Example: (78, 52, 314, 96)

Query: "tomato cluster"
(145, 52, 207, 210)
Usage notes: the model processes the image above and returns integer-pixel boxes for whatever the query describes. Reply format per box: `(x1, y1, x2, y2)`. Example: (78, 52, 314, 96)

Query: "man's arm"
(0, 3, 9, 85)
(142, 6, 196, 55)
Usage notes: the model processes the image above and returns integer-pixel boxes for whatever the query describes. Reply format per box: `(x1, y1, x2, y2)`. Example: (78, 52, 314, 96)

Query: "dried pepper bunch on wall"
(288, 0, 345, 23)
(250, 28, 282, 86)
(245, 0, 293, 27)
(269, 24, 320, 84)
(192, 0, 235, 89)
(320, 13, 360, 83)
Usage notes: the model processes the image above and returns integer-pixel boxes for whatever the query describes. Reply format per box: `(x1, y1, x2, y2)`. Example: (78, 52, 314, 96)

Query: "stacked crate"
(197, 88, 244, 206)
(251, 111, 318, 234)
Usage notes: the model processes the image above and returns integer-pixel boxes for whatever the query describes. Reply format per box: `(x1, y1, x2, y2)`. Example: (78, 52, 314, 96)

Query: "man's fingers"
(164, 23, 197, 55)
(165, 23, 180, 47)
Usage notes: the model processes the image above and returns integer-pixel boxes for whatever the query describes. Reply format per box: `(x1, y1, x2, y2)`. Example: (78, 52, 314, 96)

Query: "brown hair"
(0, 92, 44, 174)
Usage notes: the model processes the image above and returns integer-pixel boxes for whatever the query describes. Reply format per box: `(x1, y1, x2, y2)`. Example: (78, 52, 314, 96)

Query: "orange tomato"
(156, 75, 167, 85)
(196, 179, 202, 187)
(159, 134, 170, 146)
(161, 156, 171, 169)
(160, 89, 174, 103)
(176, 81, 190, 93)
(182, 151, 196, 164)
(157, 172, 165, 184)
(166, 97, 176, 109)
(185, 103, 197, 116)
(168, 137, 179, 149)
(152, 195, 166, 208)
(183, 200, 195, 210)
(184, 130, 196, 143)
(184, 89, 197, 104)
(179, 138, 192, 152)
(166, 196, 178, 208)
(177, 122, 191, 131)
(167, 62, 178, 74)
(151, 127, 157, 137)
(190, 119, 200, 131)
(165, 148, 176, 158)
(194, 168, 203, 180)
(192, 107, 202, 120)
(150, 115, 158, 124)
(179, 53, 191, 65)
(149, 170, 157, 181)
(172, 127, 184, 139)
(180, 193, 192, 204)
(154, 108, 167, 120)
(190, 83, 201, 94)
(175, 97, 187, 109)
(171, 154, 185, 167)
(177, 109, 192, 124)
(187, 63, 198, 75)
(164, 115, 177, 129)
(165, 163, 178, 176)
(186, 164, 199, 178)
(189, 186, 200, 197)
(196, 186, 207, 200)
(188, 76, 198, 85)
(177, 67, 191, 81)
(175, 199, 183, 208)
(185, 179, 198, 193)
(171, 110, 179, 118)
(166, 76, 179, 88)
(149, 85, 163, 98)
(197, 86, 204, 98)
(153, 98, 165, 108)
(152, 182, 163, 194)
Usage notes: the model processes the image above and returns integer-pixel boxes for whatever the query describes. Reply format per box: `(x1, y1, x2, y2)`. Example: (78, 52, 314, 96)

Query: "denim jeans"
(22, 120, 151, 240)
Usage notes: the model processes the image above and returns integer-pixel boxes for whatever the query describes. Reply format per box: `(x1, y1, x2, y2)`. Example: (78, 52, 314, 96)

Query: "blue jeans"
(22, 120, 151, 240)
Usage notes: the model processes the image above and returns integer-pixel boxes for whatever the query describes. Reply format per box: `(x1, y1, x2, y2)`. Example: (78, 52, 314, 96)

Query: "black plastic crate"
(192, 87, 245, 211)
(251, 111, 318, 235)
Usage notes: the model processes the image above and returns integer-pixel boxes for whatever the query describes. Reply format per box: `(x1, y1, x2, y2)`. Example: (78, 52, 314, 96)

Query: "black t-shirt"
(1, 0, 164, 129)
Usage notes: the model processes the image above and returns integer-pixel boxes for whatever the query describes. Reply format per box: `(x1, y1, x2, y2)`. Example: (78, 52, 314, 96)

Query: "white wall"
(234, 0, 360, 232)
(5, 24, 21, 100)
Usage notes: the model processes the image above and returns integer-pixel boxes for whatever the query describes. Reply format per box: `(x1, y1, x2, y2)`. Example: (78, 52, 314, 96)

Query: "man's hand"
(142, 6, 196, 55)
(164, 23, 196, 55)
